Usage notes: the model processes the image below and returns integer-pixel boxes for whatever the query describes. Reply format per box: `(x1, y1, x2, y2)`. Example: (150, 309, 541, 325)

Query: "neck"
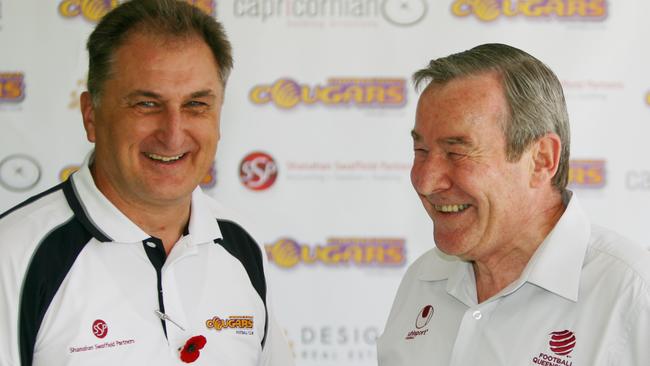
(472, 190, 566, 303)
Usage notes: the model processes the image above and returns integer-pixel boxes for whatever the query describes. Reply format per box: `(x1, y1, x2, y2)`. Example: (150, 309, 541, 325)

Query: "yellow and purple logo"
(250, 78, 406, 109)
(646, 91, 650, 106)
(568, 159, 605, 188)
(265, 237, 406, 268)
(206, 315, 254, 332)
(58, 0, 215, 22)
(451, 0, 607, 21)
(0, 72, 25, 102)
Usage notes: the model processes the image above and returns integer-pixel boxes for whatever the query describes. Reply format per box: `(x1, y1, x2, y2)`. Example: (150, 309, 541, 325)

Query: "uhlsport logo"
(0, 154, 41, 192)
(265, 237, 405, 268)
(531, 329, 576, 365)
(239, 151, 278, 191)
(0, 72, 25, 102)
(405, 305, 433, 340)
(206, 315, 254, 335)
(250, 78, 406, 109)
(234, 0, 427, 27)
(568, 159, 605, 189)
(58, 0, 215, 22)
(92, 319, 108, 339)
(451, 0, 607, 22)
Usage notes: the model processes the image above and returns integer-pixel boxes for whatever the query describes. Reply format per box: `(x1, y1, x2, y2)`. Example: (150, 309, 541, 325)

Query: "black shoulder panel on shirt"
(19, 217, 93, 366)
(62, 178, 111, 242)
(0, 182, 65, 220)
(214, 220, 269, 347)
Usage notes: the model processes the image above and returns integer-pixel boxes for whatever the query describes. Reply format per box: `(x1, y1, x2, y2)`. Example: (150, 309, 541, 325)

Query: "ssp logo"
(239, 152, 278, 191)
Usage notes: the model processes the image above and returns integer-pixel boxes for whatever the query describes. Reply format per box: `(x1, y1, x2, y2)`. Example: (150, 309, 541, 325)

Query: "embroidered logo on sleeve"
(405, 305, 433, 340)
(205, 315, 255, 335)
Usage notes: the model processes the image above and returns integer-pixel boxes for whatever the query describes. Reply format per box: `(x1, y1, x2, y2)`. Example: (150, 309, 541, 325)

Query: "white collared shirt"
(377, 194, 650, 365)
(0, 158, 293, 366)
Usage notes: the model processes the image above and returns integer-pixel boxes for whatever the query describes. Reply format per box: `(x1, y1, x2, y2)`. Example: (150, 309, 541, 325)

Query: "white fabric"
(377, 194, 650, 365)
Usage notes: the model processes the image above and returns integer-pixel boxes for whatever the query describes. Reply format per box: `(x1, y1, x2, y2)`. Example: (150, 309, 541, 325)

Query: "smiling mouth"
(434, 204, 470, 213)
(145, 152, 185, 163)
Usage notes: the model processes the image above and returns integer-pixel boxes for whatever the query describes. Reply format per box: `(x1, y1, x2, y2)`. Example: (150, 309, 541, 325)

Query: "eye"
(134, 100, 158, 108)
(447, 151, 465, 160)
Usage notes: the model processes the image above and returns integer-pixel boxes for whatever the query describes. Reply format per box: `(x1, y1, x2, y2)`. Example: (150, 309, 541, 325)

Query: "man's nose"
(156, 108, 184, 149)
(411, 154, 452, 195)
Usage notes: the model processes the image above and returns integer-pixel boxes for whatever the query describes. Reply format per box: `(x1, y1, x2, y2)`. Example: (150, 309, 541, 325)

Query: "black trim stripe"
(19, 217, 93, 366)
(142, 238, 168, 337)
(62, 179, 111, 243)
(0, 182, 65, 221)
(214, 220, 268, 347)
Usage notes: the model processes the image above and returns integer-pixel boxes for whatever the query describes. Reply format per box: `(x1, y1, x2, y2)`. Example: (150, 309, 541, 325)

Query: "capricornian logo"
(239, 151, 278, 191)
(265, 237, 406, 268)
(58, 0, 215, 22)
(250, 78, 406, 109)
(0, 72, 25, 102)
(382, 0, 428, 26)
(0, 154, 41, 192)
(92, 319, 108, 339)
(451, 0, 607, 22)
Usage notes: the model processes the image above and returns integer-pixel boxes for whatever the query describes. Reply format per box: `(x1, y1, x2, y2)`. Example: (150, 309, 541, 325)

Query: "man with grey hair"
(377, 43, 650, 365)
(0, 1, 293, 365)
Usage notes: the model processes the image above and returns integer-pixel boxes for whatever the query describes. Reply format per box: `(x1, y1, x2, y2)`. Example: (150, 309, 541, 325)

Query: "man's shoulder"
(586, 224, 650, 288)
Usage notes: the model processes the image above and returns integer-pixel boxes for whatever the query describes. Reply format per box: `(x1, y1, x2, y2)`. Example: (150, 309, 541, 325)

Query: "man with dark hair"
(0, 1, 293, 365)
(377, 44, 650, 365)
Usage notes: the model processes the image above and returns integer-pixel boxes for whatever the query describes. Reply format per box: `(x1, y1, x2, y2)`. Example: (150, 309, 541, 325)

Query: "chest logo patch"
(206, 315, 254, 335)
(92, 319, 108, 339)
(531, 329, 576, 365)
(405, 305, 433, 340)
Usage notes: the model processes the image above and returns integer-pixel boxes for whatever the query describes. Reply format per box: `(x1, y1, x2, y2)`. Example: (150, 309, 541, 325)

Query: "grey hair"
(413, 43, 570, 191)
(86, 0, 233, 106)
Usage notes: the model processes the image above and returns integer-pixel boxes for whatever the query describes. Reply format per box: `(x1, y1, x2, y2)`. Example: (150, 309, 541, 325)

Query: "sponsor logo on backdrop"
(0, 72, 25, 103)
(561, 79, 624, 101)
(239, 151, 278, 190)
(568, 159, 605, 189)
(68, 77, 86, 110)
(265, 237, 406, 268)
(205, 315, 254, 335)
(0, 154, 41, 192)
(58, 0, 215, 22)
(59, 162, 217, 188)
(626, 170, 650, 191)
(451, 0, 607, 21)
(286, 159, 410, 182)
(250, 78, 406, 109)
(289, 325, 379, 362)
(646, 91, 650, 106)
(234, 0, 427, 27)
(531, 330, 576, 365)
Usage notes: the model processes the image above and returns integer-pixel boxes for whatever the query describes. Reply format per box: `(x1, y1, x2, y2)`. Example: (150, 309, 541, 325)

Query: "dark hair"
(413, 43, 570, 191)
(86, 0, 233, 105)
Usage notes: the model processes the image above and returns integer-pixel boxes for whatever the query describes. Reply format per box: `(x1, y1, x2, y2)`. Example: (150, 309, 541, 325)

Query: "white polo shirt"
(0, 160, 293, 366)
(377, 194, 650, 365)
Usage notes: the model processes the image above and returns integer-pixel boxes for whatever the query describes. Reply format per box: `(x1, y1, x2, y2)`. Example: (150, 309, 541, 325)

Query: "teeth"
(434, 204, 470, 213)
(146, 153, 184, 162)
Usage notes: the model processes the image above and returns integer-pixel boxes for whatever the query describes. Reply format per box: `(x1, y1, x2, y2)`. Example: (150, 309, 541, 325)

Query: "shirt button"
(472, 310, 482, 320)
(146, 241, 156, 248)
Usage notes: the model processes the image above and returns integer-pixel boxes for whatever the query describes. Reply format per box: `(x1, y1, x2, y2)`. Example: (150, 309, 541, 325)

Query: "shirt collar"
(416, 191, 590, 303)
(69, 153, 223, 245)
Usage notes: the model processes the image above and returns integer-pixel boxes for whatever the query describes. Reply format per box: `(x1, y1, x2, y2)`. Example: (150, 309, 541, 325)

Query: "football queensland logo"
(568, 159, 605, 188)
(532, 330, 576, 365)
(265, 237, 405, 268)
(0, 72, 25, 102)
(250, 78, 406, 109)
(58, 0, 215, 22)
(451, 0, 607, 21)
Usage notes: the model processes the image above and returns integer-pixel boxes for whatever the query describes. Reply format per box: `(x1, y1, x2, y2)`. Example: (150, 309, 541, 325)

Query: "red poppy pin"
(179, 335, 207, 363)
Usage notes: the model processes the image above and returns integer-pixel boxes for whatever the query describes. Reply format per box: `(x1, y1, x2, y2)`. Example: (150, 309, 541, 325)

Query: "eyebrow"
(124, 89, 217, 101)
(411, 130, 474, 147)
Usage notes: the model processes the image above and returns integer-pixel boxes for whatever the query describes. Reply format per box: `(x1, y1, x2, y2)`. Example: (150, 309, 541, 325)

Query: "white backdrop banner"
(1, 1, 650, 365)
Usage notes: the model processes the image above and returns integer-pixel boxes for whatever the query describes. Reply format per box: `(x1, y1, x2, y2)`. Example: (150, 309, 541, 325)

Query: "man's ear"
(530, 133, 562, 188)
(80, 91, 97, 143)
